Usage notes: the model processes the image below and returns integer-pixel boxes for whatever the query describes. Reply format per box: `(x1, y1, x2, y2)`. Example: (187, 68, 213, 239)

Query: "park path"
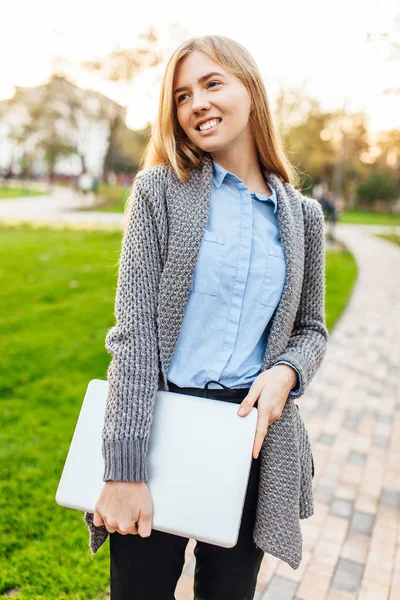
(1, 191, 400, 599)
(0, 186, 125, 229)
(178, 225, 400, 600)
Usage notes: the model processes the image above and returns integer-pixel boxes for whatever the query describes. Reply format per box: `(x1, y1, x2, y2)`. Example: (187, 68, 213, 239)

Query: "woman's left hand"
(237, 364, 298, 459)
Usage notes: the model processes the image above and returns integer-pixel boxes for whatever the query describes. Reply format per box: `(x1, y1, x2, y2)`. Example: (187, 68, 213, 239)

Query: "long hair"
(140, 35, 301, 188)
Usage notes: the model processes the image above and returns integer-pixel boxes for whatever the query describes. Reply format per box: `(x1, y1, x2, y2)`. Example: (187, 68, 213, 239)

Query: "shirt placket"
(212, 180, 253, 380)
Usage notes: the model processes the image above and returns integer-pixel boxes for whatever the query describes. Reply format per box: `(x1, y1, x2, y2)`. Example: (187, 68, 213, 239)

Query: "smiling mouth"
(196, 118, 222, 131)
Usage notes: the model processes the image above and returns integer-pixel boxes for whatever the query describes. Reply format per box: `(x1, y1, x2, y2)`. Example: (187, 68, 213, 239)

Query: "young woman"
(84, 34, 328, 599)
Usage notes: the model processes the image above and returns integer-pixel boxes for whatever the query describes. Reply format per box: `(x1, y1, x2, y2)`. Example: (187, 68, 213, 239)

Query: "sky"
(1, 0, 399, 138)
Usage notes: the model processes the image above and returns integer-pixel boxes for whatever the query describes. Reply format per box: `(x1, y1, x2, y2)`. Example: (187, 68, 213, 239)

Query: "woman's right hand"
(93, 481, 153, 537)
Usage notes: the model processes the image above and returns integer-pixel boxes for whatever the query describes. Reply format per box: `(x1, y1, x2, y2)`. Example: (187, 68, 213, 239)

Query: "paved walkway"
(1, 192, 399, 599)
(0, 186, 125, 229)
(175, 226, 400, 600)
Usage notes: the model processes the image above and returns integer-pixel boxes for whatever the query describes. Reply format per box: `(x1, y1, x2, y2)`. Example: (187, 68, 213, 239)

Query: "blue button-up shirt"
(167, 159, 301, 394)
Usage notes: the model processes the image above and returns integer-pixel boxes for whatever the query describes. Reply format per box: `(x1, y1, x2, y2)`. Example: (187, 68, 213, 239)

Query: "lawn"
(375, 233, 400, 247)
(0, 187, 48, 199)
(0, 225, 357, 599)
(324, 241, 358, 332)
(92, 184, 130, 213)
(338, 208, 400, 226)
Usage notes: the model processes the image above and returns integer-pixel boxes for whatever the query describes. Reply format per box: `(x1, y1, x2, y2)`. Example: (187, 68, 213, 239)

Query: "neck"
(209, 131, 270, 195)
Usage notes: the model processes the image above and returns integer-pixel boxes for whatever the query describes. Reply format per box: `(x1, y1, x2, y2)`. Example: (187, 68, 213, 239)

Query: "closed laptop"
(56, 379, 258, 548)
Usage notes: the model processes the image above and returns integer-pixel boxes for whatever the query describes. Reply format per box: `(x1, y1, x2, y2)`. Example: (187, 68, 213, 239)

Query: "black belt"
(168, 379, 257, 407)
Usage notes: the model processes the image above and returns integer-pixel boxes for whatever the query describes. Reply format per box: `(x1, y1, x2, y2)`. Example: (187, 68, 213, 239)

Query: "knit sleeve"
(101, 174, 162, 482)
(274, 361, 302, 396)
(271, 198, 328, 398)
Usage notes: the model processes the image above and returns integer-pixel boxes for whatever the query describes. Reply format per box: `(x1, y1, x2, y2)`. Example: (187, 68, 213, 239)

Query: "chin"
(196, 139, 228, 154)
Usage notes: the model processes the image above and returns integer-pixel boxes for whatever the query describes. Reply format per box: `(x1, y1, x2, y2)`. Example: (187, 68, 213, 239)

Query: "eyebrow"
(174, 71, 226, 96)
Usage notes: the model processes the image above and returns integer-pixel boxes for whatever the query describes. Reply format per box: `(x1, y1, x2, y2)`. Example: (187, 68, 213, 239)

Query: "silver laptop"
(56, 379, 258, 548)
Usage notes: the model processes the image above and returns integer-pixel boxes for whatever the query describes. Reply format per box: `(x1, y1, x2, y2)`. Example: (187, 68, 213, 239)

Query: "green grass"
(0, 187, 49, 199)
(0, 225, 356, 598)
(338, 208, 400, 226)
(0, 225, 116, 599)
(325, 242, 358, 332)
(92, 185, 130, 213)
(375, 233, 400, 246)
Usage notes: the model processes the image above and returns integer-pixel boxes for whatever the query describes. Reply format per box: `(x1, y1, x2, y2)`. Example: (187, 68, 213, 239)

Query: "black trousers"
(110, 380, 264, 600)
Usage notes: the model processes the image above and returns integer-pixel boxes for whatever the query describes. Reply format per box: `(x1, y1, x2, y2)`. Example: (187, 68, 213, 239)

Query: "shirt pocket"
(259, 241, 286, 307)
(190, 230, 225, 296)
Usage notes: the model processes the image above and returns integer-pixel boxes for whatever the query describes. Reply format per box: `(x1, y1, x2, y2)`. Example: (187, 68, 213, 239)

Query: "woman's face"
(173, 50, 253, 155)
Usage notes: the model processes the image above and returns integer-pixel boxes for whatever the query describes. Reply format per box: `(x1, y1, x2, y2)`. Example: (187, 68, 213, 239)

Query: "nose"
(191, 91, 211, 114)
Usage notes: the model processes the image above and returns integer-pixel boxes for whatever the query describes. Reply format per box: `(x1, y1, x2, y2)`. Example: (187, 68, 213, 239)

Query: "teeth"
(199, 119, 220, 131)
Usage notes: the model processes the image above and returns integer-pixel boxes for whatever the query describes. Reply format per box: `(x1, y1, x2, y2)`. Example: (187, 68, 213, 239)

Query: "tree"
(274, 87, 370, 199)
(1, 74, 119, 179)
(80, 27, 162, 177)
(375, 129, 400, 171)
(356, 170, 400, 209)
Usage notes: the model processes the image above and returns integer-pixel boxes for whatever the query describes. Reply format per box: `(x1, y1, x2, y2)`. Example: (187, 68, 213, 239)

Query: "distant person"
(91, 176, 100, 195)
(319, 190, 338, 242)
(77, 170, 95, 207)
(78, 170, 94, 194)
(106, 171, 117, 186)
(4, 166, 13, 180)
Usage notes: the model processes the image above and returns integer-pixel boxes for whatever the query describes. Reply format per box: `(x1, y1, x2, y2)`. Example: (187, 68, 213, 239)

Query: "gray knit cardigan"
(84, 154, 328, 569)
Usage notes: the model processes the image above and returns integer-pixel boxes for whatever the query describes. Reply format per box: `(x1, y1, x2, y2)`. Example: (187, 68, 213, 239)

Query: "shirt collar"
(212, 159, 277, 213)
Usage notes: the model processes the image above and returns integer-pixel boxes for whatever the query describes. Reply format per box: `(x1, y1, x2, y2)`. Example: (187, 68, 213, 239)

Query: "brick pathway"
(174, 226, 400, 600)
(1, 191, 399, 598)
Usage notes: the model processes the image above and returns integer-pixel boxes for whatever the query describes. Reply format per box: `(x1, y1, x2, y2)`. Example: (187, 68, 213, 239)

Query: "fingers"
(120, 514, 152, 537)
(128, 522, 139, 536)
(246, 399, 269, 458)
(99, 518, 136, 535)
(94, 506, 138, 535)
(237, 380, 283, 459)
(112, 520, 139, 536)
(237, 395, 268, 459)
(113, 516, 152, 537)
(93, 481, 153, 537)
(97, 514, 152, 538)
(237, 394, 255, 415)
(253, 419, 268, 459)
(236, 388, 265, 458)
(93, 510, 105, 527)
(138, 510, 152, 538)
(237, 381, 262, 416)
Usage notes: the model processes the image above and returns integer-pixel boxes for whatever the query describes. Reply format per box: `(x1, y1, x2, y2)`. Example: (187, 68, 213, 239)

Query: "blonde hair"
(140, 35, 301, 188)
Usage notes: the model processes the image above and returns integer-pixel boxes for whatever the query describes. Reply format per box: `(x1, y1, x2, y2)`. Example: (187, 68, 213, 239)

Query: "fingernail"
(238, 407, 246, 415)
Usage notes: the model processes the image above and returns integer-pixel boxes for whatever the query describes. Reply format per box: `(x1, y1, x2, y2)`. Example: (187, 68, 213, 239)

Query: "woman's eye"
(177, 82, 220, 104)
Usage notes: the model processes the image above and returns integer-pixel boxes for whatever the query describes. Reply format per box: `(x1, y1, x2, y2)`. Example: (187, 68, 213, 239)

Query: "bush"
(356, 170, 400, 207)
